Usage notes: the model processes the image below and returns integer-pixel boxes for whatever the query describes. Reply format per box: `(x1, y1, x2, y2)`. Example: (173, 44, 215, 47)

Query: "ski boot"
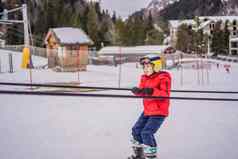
(128, 139, 145, 159)
(143, 145, 157, 159)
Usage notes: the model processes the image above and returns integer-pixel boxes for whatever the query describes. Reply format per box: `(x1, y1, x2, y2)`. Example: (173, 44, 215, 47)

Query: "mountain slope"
(133, 0, 238, 21)
(160, 0, 228, 19)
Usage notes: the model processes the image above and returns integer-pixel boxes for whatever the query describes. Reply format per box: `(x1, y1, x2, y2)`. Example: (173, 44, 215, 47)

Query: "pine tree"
(94, 1, 102, 21)
(222, 20, 230, 55)
(210, 21, 230, 55)
(211, 21, 222, 54)
(80, 5, 89, 33)
(145, 11, 154, 32)
(145, 29, 164, 45)
(112, 11, 117, 24)
(114, 17, 127, 45)
(176, 24, 191, 53)
(0, 1, 4, 19)
(71, 13, 81, 27)
(126, 15, 146, 46)
(87, 4, 99, 48)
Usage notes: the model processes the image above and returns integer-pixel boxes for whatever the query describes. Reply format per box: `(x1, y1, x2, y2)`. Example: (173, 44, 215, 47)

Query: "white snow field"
(0, 49, 238, 159)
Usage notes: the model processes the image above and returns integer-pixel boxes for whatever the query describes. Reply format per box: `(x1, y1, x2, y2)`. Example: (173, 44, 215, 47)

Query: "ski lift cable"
(0, 82, 238, 94)
(0, 7, 23, 16)
(0, 89, 238, 102)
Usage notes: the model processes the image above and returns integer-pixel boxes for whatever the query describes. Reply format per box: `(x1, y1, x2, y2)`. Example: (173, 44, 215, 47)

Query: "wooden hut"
(44, 27, 93, 71)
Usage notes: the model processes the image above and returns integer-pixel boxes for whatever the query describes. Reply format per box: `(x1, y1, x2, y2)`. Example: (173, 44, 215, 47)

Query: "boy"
(130, 55, 171, 159)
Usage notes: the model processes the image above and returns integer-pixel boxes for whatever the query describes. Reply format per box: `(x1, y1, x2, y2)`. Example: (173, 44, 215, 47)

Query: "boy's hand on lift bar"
(141, 88, 154, 95)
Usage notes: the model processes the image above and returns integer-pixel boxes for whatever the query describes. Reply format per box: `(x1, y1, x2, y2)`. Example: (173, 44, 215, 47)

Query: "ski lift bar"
(1, 82, 238, 94)
(0, 89, 238, 102)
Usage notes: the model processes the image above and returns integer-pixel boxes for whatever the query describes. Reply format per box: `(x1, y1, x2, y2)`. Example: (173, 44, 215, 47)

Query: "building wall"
(170, 27, 177, 48)
(46, 35, 58, 57)
(229, 20, 238, 55)
(46, 34, 58, 68)
(230, 40, 238, 55)
(57, 45, 88, 70)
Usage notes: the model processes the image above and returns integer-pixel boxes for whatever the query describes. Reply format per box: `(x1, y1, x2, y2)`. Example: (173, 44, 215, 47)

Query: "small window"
(231, 42, 238, 48)
(234, 27, 237, 31)
(233, 20, 237, 26)
(231, 50, 238, 55)
(209, 24, 212, 29)
(233, 32, 237, 36)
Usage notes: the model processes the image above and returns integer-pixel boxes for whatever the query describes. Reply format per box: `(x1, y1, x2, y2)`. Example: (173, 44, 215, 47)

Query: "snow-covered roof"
(198, 20, 213, 30)
(169, 20, 195, 28)
(170, 16, 238, 29)
(45, 27, 93, 45)
(98, 45, 170, 55)
(199, 16, 238, 22)
(163, 36, 171, 45)
(169, 20, 180, 28)
(230, 37, 238, 42)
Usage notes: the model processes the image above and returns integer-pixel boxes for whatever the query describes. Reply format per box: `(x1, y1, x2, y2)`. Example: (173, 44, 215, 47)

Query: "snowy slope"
(146, 0, 179, 12)
(0, 49, 238, 159)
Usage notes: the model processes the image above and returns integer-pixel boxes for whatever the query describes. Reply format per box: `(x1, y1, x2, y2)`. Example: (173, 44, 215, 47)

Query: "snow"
(170, 16, 238, 29)
(169, 20, 195, 28)
(147, 0, 180, 11)
(163, 36, 171, 45)
(98, 45, 170, 55)
(198, 20, 212, 30)
(0, 49, 238, 159)
(230, 37, 238, 42)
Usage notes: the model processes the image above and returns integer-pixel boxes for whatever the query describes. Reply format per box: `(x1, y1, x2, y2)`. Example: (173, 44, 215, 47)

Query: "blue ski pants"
(132, 112, 165, 147)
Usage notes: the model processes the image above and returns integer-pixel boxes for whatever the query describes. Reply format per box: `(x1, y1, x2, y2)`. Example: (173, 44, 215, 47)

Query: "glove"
(131, 87, 142, 94)
(141, 88, 154, 95)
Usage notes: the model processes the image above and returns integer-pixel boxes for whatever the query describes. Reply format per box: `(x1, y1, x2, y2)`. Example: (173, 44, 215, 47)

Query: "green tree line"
(3, 0, 165, 49)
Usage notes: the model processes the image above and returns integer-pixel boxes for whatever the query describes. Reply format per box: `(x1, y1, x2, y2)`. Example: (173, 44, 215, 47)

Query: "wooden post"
(201, 58, 204, 85)
(197, 57, 200, 85)
(77, 48, 80, 82)
(118, 46, 122, 88)
(206, 55, 210, 85)
(180, 54, 183, 86)
(0, 57, 1, 73)
(8, 53, 13, 73)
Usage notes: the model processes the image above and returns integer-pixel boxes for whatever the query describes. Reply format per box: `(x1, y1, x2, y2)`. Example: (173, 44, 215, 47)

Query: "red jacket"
(135, 71, 171, 116)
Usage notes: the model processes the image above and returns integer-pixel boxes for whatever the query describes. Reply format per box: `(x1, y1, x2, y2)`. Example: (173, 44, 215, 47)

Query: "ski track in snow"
(0, 49, 238, 159)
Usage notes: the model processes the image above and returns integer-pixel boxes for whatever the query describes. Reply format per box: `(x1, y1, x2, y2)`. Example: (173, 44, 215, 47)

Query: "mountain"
(131, 0, 238, 22)
(221, 0, 238, 16)
(144, 0, 179, 18)
(160, 0, 238, 20)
